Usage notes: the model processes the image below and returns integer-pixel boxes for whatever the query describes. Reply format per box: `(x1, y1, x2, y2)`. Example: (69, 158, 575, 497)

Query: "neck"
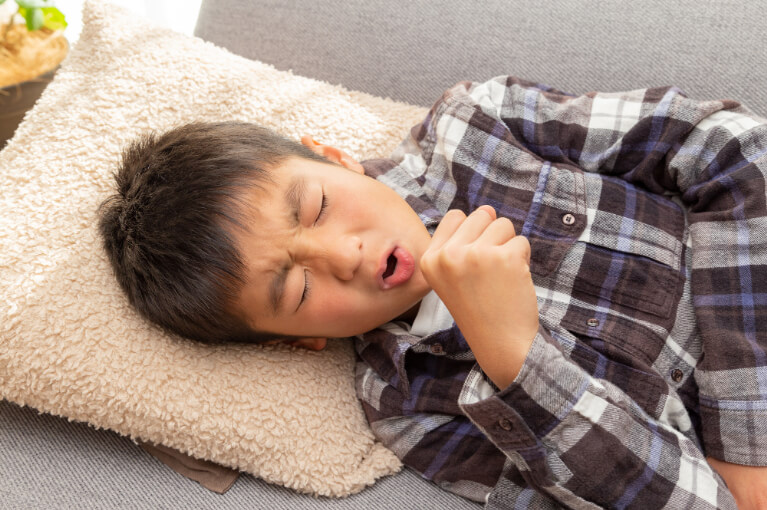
(394, 300, 422, 325)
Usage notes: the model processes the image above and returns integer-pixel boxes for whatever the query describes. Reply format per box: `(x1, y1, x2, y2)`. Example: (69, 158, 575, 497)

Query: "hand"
(420, 205, 539, 389)
(707, 457, 767, 509)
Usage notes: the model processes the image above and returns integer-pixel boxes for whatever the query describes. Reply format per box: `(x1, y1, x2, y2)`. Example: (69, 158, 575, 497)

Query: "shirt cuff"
(458, 326, 593, 448)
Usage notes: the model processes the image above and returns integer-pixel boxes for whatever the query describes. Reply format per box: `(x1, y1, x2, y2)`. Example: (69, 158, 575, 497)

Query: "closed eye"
(315, 191, 328, 224)
(299, 269, 311, 308)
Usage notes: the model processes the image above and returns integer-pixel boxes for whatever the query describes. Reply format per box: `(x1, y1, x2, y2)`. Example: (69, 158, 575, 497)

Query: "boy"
(99, 76, 767, 509)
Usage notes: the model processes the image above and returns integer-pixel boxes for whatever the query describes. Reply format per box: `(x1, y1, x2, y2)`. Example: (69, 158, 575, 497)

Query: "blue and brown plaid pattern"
(355, 76, 767, 508)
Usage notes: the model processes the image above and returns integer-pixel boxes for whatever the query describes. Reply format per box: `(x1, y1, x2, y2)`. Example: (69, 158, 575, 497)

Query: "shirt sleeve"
(445, 76, 767, 508)
(459, 327, 736, 509)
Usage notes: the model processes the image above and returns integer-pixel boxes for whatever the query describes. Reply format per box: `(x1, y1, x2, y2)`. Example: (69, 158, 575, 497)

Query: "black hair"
(98, 122, 329, 344)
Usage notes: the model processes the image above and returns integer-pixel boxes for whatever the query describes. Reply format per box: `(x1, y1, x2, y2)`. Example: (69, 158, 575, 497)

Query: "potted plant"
(0, 0, 67, 148)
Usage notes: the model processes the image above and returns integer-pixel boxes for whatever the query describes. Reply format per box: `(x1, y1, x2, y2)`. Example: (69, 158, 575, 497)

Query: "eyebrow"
(285, 176, 305, 228)
(267, 177, 306, 315)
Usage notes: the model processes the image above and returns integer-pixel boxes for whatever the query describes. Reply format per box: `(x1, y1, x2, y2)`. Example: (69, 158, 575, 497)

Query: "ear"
(267, 337, 328, 351)
(285, 337, 328, 351)
(300, 135, 365, 175)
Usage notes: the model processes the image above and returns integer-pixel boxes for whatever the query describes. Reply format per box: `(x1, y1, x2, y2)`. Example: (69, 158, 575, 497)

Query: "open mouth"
(379, 246, 415, 290)
(382, 253, 398, 280)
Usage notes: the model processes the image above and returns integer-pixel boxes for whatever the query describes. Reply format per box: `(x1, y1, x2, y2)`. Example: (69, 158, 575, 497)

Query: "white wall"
(54, 0, 203, 43)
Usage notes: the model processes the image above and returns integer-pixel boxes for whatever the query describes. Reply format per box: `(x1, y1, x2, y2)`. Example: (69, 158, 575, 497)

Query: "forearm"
(453, 278, 537, 389)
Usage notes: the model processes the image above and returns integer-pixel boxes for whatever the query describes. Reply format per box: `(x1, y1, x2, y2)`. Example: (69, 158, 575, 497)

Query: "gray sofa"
(3, 1, 766, 508)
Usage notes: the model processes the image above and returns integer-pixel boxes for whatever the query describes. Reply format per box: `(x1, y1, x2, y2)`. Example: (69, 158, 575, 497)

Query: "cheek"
(309, 288, 380, 324)
(313, 285, 364, 313)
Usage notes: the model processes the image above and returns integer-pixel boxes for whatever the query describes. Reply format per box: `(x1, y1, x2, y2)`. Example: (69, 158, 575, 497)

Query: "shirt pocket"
(571, 173, 685, 318)
(565, 330, 673, 422)
(555, 174, 687, 366)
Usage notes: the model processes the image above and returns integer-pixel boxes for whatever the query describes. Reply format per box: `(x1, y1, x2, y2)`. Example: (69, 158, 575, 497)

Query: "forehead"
(233, 175, 291, 266)
(230, 166, 302, 321)
(232, 156, 301, 226)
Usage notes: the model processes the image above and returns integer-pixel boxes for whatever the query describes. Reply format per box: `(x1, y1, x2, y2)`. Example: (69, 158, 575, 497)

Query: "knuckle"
(523, 239, 532, 259)
(419, 252, 434, 270)
(496, 216, 514, 230)
(515, 234, 531, 250)
(466, 245, 484, 265)
(441, 245, 462, 266)
(506, 237, 531, 260)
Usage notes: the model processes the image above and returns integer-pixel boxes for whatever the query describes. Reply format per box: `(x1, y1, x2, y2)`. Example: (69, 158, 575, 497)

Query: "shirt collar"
(356, 323, 472, 398)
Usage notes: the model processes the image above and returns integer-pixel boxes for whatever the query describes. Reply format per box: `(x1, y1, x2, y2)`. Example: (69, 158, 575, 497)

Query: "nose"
(299, 233, 362, 281)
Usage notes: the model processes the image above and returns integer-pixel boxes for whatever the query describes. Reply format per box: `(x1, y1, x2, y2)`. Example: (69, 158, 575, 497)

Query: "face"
(234, 137, 432, 350)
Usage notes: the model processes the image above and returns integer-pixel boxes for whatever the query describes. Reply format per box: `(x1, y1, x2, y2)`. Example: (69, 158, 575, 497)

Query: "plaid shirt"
(354, 76, 767, 509)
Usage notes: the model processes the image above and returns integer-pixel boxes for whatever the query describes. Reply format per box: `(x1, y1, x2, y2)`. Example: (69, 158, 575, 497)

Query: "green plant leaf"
(19, 7, 45, 31)
(41, 7, 66, 30)
(17, 5, 66, 32)
(16, 0, 56, 8)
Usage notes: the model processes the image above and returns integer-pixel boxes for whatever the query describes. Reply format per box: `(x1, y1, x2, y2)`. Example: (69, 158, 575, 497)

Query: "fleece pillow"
(0, 0, 429, 497)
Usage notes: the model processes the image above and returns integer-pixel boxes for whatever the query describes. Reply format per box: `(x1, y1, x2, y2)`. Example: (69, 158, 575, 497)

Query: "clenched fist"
(420, 205, 539, 389)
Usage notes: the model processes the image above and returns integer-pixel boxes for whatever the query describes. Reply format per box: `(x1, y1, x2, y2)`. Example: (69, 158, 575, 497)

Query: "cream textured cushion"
(0, 0, 429, 497)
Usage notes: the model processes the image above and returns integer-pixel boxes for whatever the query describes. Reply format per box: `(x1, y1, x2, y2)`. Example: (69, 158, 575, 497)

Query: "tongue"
(382, 253, 397, 279)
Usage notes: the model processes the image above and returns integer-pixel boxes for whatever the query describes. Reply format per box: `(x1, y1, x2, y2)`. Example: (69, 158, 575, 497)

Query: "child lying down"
(98, 75, 767, 509)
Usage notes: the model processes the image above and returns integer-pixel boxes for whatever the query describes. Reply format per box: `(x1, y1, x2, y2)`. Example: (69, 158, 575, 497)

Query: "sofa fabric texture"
(0, 399, 477, 508)
(196, 0, 767, 116)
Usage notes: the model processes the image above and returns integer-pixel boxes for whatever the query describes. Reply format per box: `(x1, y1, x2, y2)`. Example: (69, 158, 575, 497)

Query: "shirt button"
(587, 318, 599, 327)
(671, 368, 684, 383)
(430, 343, 444, 354)
(562, 213, 576, 226)
(498, 418, 513, 431)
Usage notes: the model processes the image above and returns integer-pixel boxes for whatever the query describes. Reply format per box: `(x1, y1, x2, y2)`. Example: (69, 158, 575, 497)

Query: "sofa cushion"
(196, 0, 767, 116)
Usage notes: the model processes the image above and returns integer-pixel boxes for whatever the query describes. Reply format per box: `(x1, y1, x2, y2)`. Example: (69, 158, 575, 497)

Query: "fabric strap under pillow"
(0, 0, 429, 497)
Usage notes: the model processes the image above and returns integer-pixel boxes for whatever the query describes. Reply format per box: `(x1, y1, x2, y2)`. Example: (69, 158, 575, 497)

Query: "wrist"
(471, 330, 536, 390)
